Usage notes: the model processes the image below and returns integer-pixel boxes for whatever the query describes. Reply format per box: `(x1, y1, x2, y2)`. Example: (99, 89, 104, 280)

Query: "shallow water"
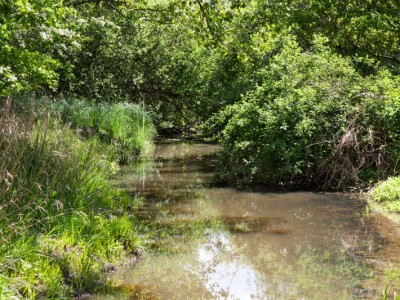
(95, 142, 400, 299)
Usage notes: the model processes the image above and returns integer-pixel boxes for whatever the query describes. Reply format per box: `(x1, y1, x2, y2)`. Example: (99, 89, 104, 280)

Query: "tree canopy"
(1, 0, 400, 188)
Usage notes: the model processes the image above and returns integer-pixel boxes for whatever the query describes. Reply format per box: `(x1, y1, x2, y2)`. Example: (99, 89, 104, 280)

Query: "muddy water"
(104, 143, 400, 299)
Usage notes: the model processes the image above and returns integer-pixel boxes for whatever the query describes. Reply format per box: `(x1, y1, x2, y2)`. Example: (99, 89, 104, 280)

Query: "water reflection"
(100, 142, 400, 299)
(197, 231, 267, 299)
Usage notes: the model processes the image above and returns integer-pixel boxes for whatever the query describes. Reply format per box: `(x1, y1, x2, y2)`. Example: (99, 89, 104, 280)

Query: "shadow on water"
(90, 142, 400, 300)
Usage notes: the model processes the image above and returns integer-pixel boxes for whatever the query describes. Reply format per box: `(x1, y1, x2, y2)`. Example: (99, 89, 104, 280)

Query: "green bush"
(370, 177, 400, 212)
(208, 36, 400, 189)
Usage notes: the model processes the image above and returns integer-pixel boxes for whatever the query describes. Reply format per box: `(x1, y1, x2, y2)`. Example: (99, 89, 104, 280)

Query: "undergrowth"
(56, 99, 156, 162)
(11, 96, 156, 163)
(0, 100, 147, 299)
(207, 36, 400, 190)
(370, 177, 400, 213)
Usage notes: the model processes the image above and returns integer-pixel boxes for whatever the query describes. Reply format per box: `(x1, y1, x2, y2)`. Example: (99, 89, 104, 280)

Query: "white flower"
(9, 75, 17, 82)
(40, 31, 51, 40)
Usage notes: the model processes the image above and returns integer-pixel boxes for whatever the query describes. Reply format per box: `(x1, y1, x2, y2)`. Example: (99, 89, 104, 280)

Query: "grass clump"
(369, 177, 400, 213)
(0, 100, 147, 298)
(11, 96, 157, 162)
(53, 99, 156, 162)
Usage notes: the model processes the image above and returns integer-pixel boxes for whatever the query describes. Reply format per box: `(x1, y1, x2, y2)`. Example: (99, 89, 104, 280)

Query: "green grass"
(369, 177, 400, 213)
(381, 269, 400, 300)
(8, 96, 156, 162)
(368, 177, 400, 299)
(0, 101, 148, 298)
(52, 99, 156, 162)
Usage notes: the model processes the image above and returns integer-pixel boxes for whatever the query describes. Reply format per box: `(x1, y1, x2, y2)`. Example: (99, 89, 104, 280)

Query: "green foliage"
(2, 0, 400, 188)
(370, 177, 400, 212)
(2, 0, 400, 123)
(62, 0, 210, 126)
(0, 0, 79, 95)
(0, 102, 146, 298)
(0, 0, 210, 125)
(381, 268, 400, 300)
(50, 99, 156, 162)
(208, 37, 400, 189)
(266, 0, 400, 72)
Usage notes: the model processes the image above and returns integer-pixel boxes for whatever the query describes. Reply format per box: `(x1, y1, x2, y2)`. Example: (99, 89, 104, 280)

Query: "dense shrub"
(209, 37, 400, 190)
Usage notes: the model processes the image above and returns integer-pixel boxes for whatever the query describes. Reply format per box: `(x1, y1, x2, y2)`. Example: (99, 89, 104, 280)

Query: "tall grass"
(0, 100, 147, 298)
(52, 99, 156, 162)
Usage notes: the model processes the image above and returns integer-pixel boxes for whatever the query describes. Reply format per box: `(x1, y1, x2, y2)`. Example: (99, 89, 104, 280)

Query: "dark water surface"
(93, 142, 400, 299)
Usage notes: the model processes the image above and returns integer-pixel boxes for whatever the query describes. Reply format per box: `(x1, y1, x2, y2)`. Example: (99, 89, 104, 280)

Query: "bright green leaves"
(210, 37, 400, 189)
(0, 50, 61, 95)
(0, 0, 79, 95)
(267, 0, 400, 71)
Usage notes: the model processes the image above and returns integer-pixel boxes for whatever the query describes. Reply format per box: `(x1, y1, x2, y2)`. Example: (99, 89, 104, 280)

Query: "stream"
(92, 142, 400, 299)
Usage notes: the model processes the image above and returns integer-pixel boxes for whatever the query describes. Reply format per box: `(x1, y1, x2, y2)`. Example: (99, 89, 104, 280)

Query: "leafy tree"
(266, 0, 400, 72)
(0, 0, 79, 95)
(209, 36, 400, 189)
(54, 0, 211, 126)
